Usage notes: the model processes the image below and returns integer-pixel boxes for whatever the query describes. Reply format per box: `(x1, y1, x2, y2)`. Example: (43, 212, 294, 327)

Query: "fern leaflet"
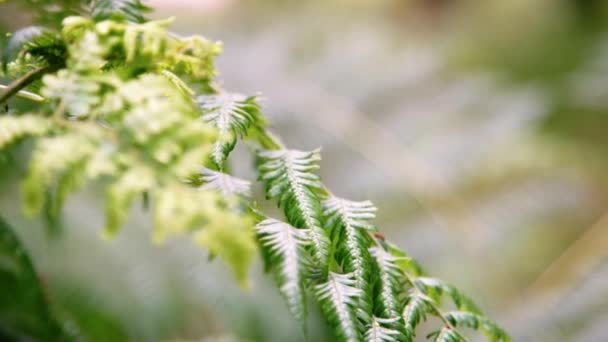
(323, 196, 376, 326)
(365, 317, 401, 342)
(314, 272, 363, 342)
(197, 93, 261, 169)
(256, 218, 310, 321)
(444, 311, 510, 342)
(257, 148, 330, 268)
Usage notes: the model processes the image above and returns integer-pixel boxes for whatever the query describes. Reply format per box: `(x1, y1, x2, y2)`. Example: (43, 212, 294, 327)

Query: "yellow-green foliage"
(1, 12, 253, 288)
(0, 2, 511, 341)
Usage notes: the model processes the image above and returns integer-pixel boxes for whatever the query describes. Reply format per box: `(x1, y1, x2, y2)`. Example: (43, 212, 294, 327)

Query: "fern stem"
(0, 65, 54, 104)
(0, 84, 45, 103)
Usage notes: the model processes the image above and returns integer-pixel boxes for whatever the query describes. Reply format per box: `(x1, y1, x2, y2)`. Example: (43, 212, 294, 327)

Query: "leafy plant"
(0, 1, 509, 341)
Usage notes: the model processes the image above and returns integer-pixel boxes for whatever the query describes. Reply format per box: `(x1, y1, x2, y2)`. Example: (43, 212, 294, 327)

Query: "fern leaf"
(41, 70, 104, 118)
(323, 196, 376, 326)
(414, 277, 481, 314)
(123, 19, 172, 62)
(430, 327, 467, 342)
(197, 167, 251, 198)
(160, 69, 194, 96)
(193, 203, 256, 289)
(2, 26, 65, 70)
(21, 134, 96, 217)
(314, 272, 362, 342)
(197, 93, 261, 169)
(402, 290, 432, 341)
(104, 167, 155, 237)
(365, 317, 401, 342)
(0, 115, 51, 150)
(90, 0, 151, 23)
(256, 218, 310, 321)
(444, 311, 510, 342)
(369, 247, 403, 321)
(170, 35, 222, 83)
(257, 148, 330, 267)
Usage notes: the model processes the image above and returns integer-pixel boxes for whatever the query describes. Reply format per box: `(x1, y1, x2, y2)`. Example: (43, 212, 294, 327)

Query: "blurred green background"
(1, 0, 608, 341)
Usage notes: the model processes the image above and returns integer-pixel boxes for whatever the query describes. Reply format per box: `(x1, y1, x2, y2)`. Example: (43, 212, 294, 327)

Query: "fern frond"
(197, 93, 261, 169)
(160, 69, 194, 96)
(2, 26, 65, 70)
(257, 148, 330, 268)
(0, 115, 51, 149)
(90, 0, 151, 23)
(197, 167, 251, 198)
(256, 218, 311, 321)
(192, 200, 256, 289)
(402, 290, 432, 341)
(430, 327, 468, 342)
(104, 167, 155, 237)
(323, 196, 376, 326)
(41, 70, 105, 118)
(169, 35, 222, 84)
(21, 134, 97, 217)
(123, 18, 172, 62)
(369, 247, 403, 321)
(414, 277, 481, 314)
(444, 311, 510, 342)
(365, 317, 401, 342)
(314, 272, 362, 342)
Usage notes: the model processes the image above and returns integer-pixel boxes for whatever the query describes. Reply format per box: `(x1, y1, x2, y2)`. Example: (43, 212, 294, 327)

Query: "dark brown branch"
(0, 64, 56, 104)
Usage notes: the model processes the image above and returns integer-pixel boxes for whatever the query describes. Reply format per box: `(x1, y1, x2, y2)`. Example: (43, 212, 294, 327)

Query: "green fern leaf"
(257, 148, 330, 268)
(323, 196, 376, 326)
(197, 167, 251, 198)
(444, 311, 510, 342)
(402, 290, 432, 341)
(0, 115, 51, 150)
(430, 327, 467, 342)
(2, 26, 65, 70)
(0, 217, 72, 340)
(90, 0, 151, 23)
(414, 277, 481, 314)
(104, 167, 155, 237)
(41, 70, 104, 118)
(365, 317, 401, 342)
(314, 272, 362, 342)
(197, 93, 261, 169)
(369, 247, 403, 321)
(193, 204, 256, 289)
(22, 134, 96, 217)
(256, 218, 311, 320)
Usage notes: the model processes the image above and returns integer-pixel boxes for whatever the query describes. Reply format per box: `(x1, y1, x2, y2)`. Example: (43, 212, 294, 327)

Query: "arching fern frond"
(256, 218, 311, 321)
(429, 327, 468, 342)
(197, 93, 261, 169)
(365, 317, 401, 342)
(90, 0, 151, 23)
(323, 196, 376, 327)
(257, 148, 330, 268)
(21, 134, 97, 218)
(2, 26, 66, 71)
(444, 311, 510, 342)
(314, 272, 362, 342)
(197, 167, 251, 198)
(0, 4, 512, 341)
(369, 247, 404, 323)
(402, 290, 432, 341)
(104, 166, 155, 237)
(414, 277, 482, 314)
(0, 115, 51, 149)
